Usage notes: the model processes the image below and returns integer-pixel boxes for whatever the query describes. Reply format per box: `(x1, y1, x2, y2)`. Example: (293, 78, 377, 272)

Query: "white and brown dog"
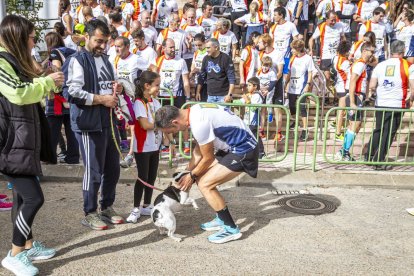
(151, 172, 199, 242)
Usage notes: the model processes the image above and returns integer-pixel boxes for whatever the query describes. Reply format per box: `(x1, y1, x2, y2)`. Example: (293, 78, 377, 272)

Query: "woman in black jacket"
(0, 15, 64, 275)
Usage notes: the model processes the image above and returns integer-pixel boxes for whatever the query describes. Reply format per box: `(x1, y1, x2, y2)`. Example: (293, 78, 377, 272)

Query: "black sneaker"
(343, 152, 355, 161)
(374, 165, 392, 171)
(289, 121, 296, 130)
(300, 130, 308, 141)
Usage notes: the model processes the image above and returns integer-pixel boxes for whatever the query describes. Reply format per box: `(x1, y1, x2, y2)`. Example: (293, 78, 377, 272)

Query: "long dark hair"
(59, 0, 71, 17)
(0, 15, 38, 78)
(134, 71, 160, 102)
(45, 32, 65, 55)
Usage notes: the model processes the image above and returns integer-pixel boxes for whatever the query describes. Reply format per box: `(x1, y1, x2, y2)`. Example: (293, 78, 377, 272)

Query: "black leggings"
(6, 175, 44, 247)
(288, 93, 308, 117)
(133, 150, 159, 207)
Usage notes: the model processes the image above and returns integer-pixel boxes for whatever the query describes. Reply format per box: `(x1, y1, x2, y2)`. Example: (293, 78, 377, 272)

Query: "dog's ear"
(152, 209, 161, 223)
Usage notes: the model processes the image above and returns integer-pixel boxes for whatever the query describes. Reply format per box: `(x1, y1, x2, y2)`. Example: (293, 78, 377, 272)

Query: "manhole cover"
(276, 195, 337, 215)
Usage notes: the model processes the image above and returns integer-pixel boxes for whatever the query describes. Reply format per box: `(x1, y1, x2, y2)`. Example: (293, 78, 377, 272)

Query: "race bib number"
(290, 78, 299, 89)
(161, 70, 176, 92)
(195, 60, 203, 69)
(376, 38, 384, 47)
(220, 43, 228, 53)
(275, 40, 284, 50)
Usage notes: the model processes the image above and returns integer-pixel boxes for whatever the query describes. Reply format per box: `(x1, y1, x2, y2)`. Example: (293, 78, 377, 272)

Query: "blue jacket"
(62, 49, 115, 132)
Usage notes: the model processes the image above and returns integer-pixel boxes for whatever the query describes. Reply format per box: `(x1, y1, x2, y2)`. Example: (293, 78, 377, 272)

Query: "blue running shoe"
(200, 216, 224, 231)
(26, 241, 56, 261)
(208, 225, 242, 244)
(268, 113, 273, 123)
(1, 250, 39, 275)
(7, 182, 12, 190)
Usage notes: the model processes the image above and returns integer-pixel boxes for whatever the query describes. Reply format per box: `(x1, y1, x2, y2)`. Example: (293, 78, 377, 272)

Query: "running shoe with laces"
(26, 241, 56, 261)
(126, 207, 141, 223)
(184, 147, 191, 154)
(120, 154, 134, 168)
(343, 152, 356, 162)
(200, 216, 224, 231)
(140, 205, 153, 216)
(300, 130, 308, 141)
(334, 150, 344, 161)
(100, 206, 124, 224)
(0, 201, 13, 212)
(335, 133, 344, 142)
(274, 132, 285, 142)
(259, 128, 266, 139)
(81, 212, 108, 230)
(208, 225, 242, 244)
(1, 250, 39, 276)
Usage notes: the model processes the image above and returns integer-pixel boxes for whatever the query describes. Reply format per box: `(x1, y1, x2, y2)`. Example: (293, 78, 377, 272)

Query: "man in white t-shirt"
(151, 0, 178, 31)
(121, 0, 135, 30)
(335, 42, 376, 162)
(335, 0, 359, 41)
(315, 0, 336, 22)
(155, 38, 191, 108)
(131, 29, 157, 65)
(309, 11, 346, 89)
(197, 1, 218, 39)
(357, 0, 379, 22)
(181, 8, 205, 70)
(154, 104, 259, 244)
(286, 0, 309, 39)
(366, 40, 414, 168)
(109, 11, 128, 36)
(358, 7, 388, 62)
(156, 13, 188, 58)
(140, 10, 158, 48)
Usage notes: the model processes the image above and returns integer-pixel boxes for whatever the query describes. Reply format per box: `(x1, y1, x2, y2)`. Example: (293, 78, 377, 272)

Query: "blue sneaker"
(208, 225, 242, 244)
(1, 250, 39, 275)
(26, 241, 56, 261)
(7, 182, 12, 190)
(200, 216, 224, 231)
(268, 113, 274, 123)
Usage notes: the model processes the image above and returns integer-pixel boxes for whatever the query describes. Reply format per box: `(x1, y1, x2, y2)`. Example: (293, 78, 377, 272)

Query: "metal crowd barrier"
(157, 89, 174, 168)
(323, 107, 414, 166)
(178, 101, 291, 163)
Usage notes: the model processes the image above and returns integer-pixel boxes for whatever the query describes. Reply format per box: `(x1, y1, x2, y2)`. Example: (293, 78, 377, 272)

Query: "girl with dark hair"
(44, 32, 80, 165)
(126, 71, 162, 223)
(54, 21, 79, 50)
(0, 15, 64, 275)
(59, 0, 74, 34)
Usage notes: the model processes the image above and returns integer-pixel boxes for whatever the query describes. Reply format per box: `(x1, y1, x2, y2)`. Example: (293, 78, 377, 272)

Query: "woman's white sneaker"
(126, 208, 140, 223)
(140, 205, 153, 216)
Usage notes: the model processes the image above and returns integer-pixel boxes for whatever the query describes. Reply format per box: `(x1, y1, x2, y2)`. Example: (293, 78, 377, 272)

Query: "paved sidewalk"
(1, 181, 414, 275)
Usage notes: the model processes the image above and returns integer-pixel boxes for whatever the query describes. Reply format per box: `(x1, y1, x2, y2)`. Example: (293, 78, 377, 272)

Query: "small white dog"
(151, 172, 199, 242)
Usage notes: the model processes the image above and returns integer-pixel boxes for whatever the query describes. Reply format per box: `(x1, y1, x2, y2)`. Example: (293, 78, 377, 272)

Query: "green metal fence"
(292, 93, 320, 172)
(323, 107, 414, 166)
(157, 89, 174, 168)
(178, 101, 291, 163)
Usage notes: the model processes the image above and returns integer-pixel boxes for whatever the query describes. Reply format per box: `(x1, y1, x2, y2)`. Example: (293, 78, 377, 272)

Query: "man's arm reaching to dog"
(178, 142, 215, 191)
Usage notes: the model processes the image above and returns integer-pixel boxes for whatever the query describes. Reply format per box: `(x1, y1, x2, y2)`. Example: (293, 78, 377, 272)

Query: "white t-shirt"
(197, 16, 218, 39)
(156, 29, 187, 58)
(316, 0, 337, 19)
(109, 53, 149, 83)
(312, 22, 344, 60)
(212, 30, 238, 56)
(116, 25, 128, 36)
(269, 21, 299, 58)
(142, 26, 158, 48)
(69, 0, 80, 19)
(240, 47, 259, 82)
(372, 58, 414, 108)
(64, 35, 78, 51)
(332, 55, 351, 93)
(91, 5, 103, 18)
(95, 57, 113, 95)
(287, 0, 309, 21)
(153, 0, 178, 29)
(133, 98, 162, 153)
(358, 21, 387, 58)
(181, 24, 205, 60)
(240, 92, 264, 126)
(132, 45, 157, 65)
(335, 1, 357, 33)
(396, 24, 414, 56)
(350, 40, 365, 60)
(157, 56, 189, 97)
(358, 0, 379, 22)
(229, 0, 248, 11)
(288, 54, 317, 95)
(192, 49, 208, 70)
(257, 68, 277, 89)
(259, 49, 285, 75)
(121, 2, 135, 26)
(189, 104, 258, 154)
(270, 4, 293, 23)
(236, 12, 268, 27)
(345, 60, 367, 94)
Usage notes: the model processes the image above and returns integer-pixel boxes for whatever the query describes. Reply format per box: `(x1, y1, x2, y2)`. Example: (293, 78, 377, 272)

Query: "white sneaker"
(140, 205, 153, 216)
(126, 208, 140, 223)
(1, 250, 39, 276)
(334, 150, 343, 161)
(120, 154, 134, 168)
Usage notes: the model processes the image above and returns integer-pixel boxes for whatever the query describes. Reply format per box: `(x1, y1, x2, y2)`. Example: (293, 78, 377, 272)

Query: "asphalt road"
(1, 180, 414, 275)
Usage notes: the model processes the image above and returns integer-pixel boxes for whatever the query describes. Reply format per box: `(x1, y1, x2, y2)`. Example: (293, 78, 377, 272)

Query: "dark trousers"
(75, 127, 121, 214)
(231, 10, 247, 49)
(133, 150, 160, 207)
(6, 175, 44, 247)
(47, 114, 80, 164)
(367, 109, 402, 162)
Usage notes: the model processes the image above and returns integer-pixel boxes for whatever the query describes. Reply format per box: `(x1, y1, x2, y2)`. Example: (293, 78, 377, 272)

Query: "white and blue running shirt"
(189, 104, 258, 154)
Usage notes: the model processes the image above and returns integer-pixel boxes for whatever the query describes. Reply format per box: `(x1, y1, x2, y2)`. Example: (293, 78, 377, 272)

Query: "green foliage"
(6, 0, 49, 43)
